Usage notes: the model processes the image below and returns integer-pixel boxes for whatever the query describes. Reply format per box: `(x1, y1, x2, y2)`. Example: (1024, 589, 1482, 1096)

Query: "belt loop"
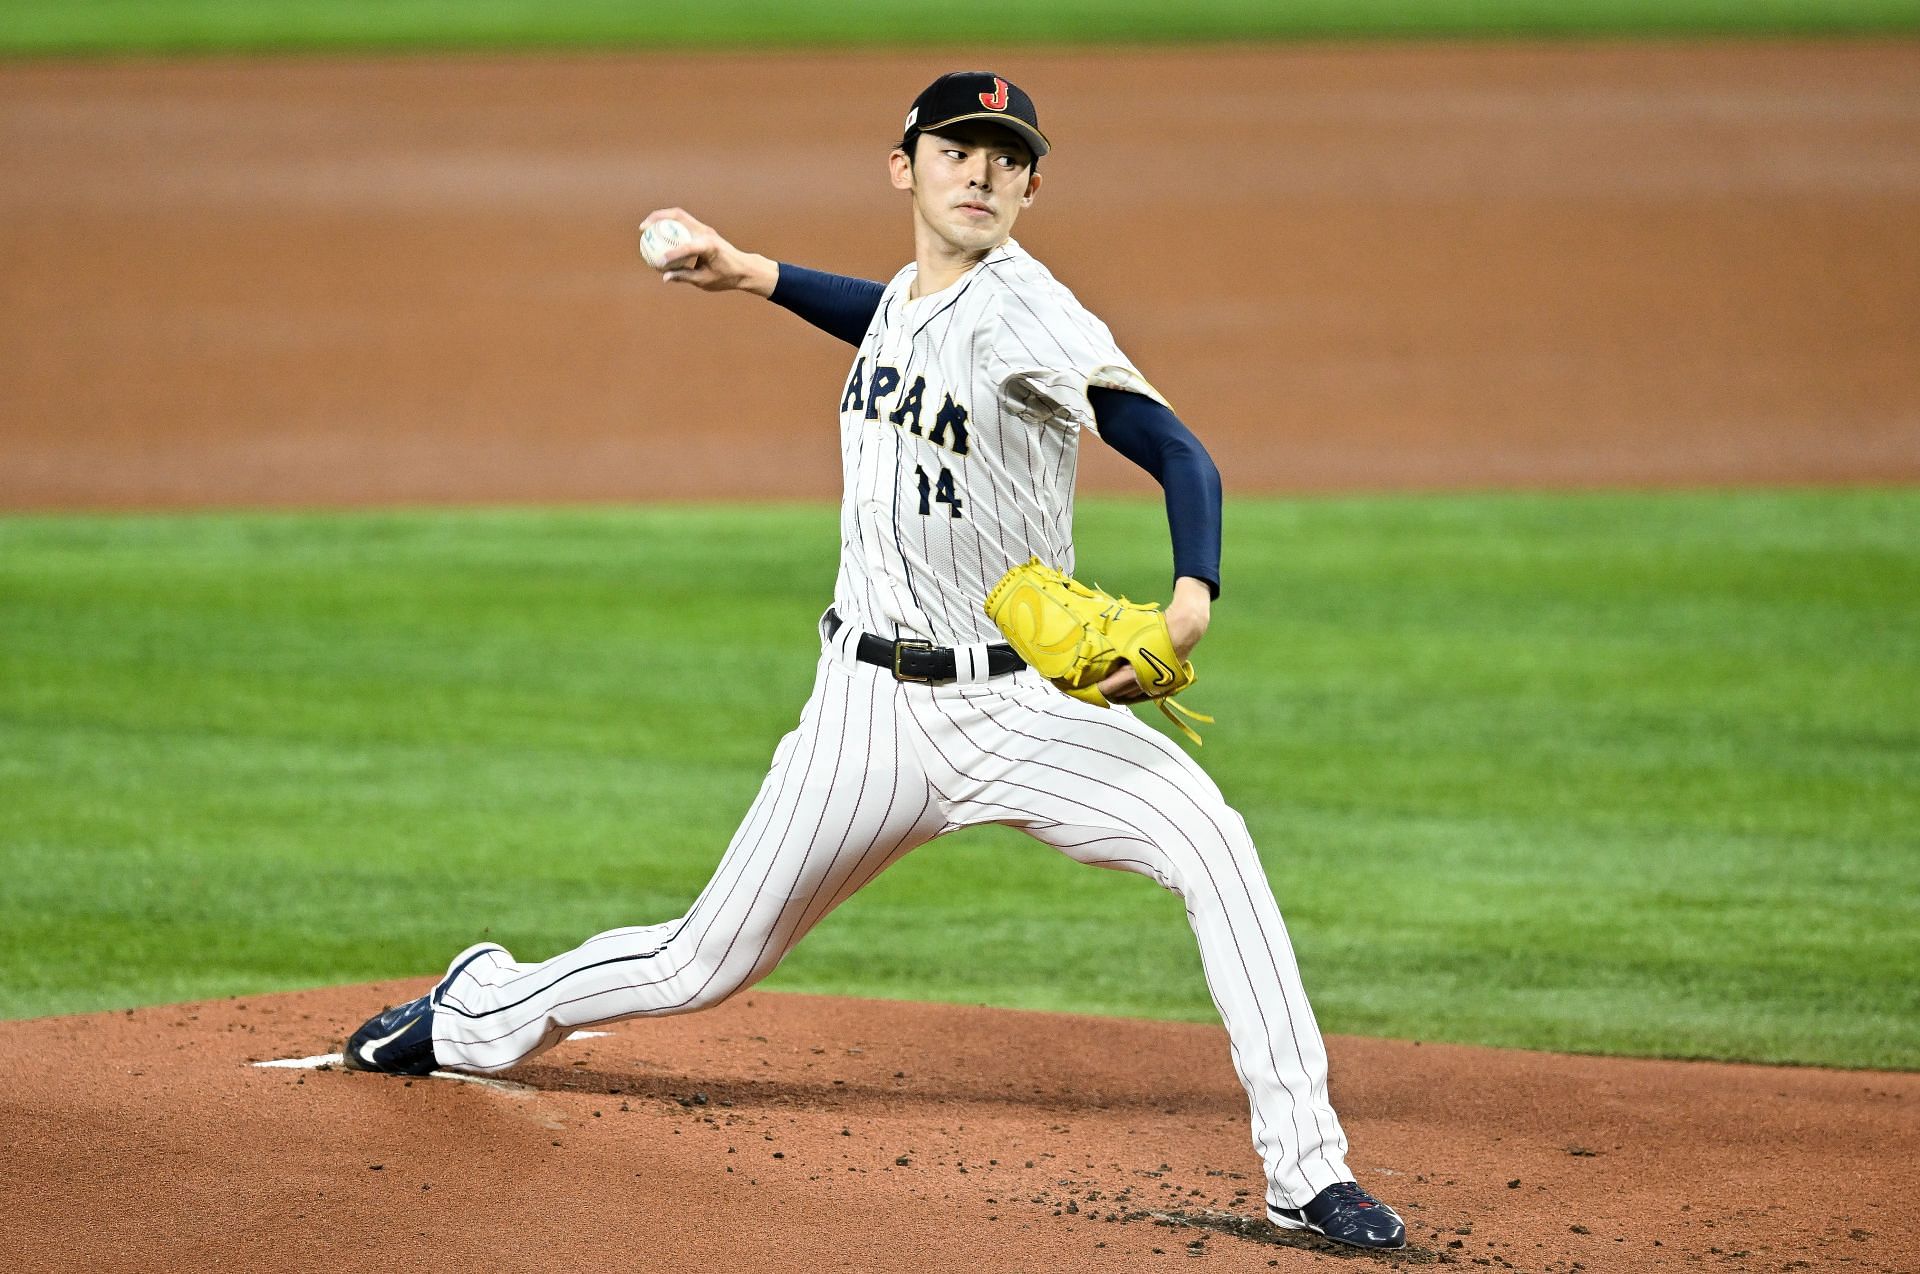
(825, 609, 863, 667)
(835, 623, 864, 668)
(951, 642, 992, 686)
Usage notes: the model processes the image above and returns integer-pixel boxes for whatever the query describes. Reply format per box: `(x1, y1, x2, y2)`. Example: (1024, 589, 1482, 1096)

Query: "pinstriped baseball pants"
(431, 625, 1355, 1209)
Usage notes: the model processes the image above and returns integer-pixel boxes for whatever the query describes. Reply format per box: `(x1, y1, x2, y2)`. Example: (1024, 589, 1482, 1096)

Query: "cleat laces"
(1322, 1182, 1378, 1211)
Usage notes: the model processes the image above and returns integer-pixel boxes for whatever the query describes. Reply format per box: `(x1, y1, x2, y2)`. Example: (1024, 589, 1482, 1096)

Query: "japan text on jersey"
(831, 239, 1167, 649)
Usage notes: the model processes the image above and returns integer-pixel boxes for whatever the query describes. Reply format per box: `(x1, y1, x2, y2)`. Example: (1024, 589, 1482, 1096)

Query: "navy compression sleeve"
(1089, 387, 1223, 598)
(768, 264, 885, 347)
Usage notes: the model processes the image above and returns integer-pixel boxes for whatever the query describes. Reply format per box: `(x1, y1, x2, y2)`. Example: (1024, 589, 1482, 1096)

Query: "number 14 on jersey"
(913, 465, 964, 518)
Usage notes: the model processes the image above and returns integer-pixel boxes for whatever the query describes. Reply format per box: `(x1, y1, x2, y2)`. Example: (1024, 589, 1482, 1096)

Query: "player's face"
(890, 124, 1041, 255)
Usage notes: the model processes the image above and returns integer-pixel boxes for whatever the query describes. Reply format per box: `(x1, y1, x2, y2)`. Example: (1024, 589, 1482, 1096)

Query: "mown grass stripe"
(2, 0, 1915, 57)
(2, 489, 1915, 1068)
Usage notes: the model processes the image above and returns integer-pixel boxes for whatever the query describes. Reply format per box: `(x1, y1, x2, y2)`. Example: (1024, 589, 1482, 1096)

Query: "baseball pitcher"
(342, 71, 1406, 1252)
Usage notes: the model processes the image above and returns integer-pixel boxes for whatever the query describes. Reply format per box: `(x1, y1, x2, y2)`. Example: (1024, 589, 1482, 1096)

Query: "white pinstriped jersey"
(425, 220, 1361, 1221)
(832, 238, 1168, 648)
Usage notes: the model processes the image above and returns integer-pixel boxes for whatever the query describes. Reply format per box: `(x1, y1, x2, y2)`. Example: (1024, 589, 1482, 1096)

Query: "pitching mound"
(4, 985, 1912, 1272)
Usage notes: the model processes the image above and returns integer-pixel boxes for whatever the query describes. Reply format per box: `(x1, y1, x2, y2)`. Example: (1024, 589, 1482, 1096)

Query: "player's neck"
(909, 227, 1003, 300)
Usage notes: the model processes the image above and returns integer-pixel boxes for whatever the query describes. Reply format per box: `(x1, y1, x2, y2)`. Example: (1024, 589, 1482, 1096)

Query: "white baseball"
(640, 218, 697, 271)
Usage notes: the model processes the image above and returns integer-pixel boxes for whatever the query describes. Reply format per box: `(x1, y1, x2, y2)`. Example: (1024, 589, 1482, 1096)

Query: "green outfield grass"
(1, 0, 1913, 57)
(2, 490, 1916, 1069)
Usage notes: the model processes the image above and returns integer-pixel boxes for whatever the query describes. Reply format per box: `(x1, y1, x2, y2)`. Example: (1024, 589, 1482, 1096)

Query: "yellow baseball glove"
(983, 557, 1214, 745)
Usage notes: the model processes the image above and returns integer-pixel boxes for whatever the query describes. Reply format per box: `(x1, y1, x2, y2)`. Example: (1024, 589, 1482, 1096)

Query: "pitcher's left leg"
(902, 679, 1362, 1215)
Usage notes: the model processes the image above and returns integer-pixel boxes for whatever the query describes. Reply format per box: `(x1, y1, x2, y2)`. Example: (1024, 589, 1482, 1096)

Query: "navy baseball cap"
(901, 71, 1050, 159)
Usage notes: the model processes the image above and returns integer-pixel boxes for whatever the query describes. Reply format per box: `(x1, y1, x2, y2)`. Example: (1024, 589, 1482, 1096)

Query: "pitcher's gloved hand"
(984, 557, 1213, 745)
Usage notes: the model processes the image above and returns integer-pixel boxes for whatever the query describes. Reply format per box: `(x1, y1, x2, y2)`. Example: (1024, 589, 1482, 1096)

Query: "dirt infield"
(2, 42, 1917, 510)
(4, 986, 1915, 1273)
(4, 41, 1918, 1273)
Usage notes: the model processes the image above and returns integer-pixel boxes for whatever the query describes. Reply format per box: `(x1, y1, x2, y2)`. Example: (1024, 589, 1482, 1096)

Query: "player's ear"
(889, 147, 914, 191)
(1021, 170, 1042, 206)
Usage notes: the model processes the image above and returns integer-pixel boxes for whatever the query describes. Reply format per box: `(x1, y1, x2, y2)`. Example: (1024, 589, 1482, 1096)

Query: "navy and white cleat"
(1269, 1180, 1407, 1250)
(341, 942, 503, 1075)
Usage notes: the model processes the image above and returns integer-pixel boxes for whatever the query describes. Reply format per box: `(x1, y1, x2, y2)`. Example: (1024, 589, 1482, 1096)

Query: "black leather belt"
(825, 609, 1025, 684)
